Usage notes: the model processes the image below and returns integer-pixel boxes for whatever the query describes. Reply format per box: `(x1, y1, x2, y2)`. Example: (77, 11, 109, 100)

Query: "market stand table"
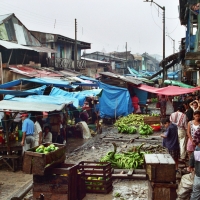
(0, 141, 22, 171)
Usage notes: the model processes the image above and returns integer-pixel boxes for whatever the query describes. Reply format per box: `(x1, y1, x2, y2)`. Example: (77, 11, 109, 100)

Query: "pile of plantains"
(100, 143, 145, 169)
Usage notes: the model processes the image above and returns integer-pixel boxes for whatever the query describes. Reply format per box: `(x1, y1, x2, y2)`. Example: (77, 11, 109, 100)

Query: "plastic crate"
(79, 161, 113, 194)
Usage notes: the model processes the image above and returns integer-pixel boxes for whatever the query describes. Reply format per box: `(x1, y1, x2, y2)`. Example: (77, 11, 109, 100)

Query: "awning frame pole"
(22, 50, 27, 64)
(7, 49, 13, 65)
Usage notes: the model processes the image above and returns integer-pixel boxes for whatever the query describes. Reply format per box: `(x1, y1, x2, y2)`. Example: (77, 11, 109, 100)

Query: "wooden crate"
(145, 154, 176, 183)
(79, 161, 113, 194)
(148, 181, 177, 200)
(33, 164, 78, 200)
(23, 143, 66, 175)
(143, 116, 160, 125)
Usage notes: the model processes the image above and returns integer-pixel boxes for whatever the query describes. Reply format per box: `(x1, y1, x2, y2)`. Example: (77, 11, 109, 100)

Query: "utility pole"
(144, 0, 166, 83)
(126, 42, 127, 68)
(74, 18, 77, 71)
(166, 34, 175, 72)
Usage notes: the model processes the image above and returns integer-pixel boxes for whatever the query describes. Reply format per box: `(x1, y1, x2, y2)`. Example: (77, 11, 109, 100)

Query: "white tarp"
(0, 100, 65, 112)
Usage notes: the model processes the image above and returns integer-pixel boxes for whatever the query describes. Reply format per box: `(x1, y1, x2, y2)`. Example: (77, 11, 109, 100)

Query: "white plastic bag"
(76, 121, 91, 139)
(177, 172, 195, 200)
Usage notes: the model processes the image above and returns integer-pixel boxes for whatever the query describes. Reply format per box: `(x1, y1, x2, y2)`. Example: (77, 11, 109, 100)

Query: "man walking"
(170, 106, 188, 161)
(21, 113, 35, 152)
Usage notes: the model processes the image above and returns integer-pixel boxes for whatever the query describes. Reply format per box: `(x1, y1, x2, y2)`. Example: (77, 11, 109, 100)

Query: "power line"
(151, 6, 162, 31)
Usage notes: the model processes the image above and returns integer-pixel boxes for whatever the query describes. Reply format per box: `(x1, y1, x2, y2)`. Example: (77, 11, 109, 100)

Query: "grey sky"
(0, 0, 185, 57)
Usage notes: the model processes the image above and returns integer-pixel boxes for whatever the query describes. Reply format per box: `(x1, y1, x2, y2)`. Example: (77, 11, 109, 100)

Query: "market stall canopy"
(164, 80, 194, 88)
(0, 89, 36, 96)
(50, 87, 102, 106)
(136, 84, 200, 95)
(0, 77, 73, 89)
(0, 100, 65, 112)
(6, 95, 75, 107)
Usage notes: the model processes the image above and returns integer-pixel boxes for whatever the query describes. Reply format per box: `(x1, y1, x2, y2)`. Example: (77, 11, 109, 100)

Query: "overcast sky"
(0, 0, 185, 58)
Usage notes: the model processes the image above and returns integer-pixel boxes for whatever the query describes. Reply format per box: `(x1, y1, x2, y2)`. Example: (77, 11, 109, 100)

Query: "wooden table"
(0, 141, 22, 171)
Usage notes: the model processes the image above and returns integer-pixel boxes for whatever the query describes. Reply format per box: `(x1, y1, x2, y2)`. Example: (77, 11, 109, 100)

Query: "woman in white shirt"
(43, 126, 52, 143)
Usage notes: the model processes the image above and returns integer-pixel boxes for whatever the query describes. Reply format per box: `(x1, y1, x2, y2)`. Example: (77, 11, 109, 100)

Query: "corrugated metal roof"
(0, 40, 33, 50)
(81, 57, 109, 64)
(99, 72, 142, 85)
(0, 13, 12, 24)
(9, 65, 63, 78)
(28, 46, 56, 53)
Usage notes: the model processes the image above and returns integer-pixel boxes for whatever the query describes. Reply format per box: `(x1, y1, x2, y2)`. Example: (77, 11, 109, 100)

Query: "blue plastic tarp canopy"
(98, 82, 133, 118)
(78, 75, 99, 82)
(50, 87, 102, 107)
(6, 95, 76, 106)
(0, 78, 74, 89)
(0, 90, 35, 96)
(4, 85, 47, 100)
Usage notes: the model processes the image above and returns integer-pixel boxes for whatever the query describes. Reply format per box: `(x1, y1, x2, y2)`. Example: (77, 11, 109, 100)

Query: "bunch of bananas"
(114, 114, 149, 127)
(100, 143, 145, 169)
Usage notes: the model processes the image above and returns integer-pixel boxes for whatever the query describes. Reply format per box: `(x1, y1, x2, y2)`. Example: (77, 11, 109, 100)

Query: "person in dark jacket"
(161, 117, 180, 171)
(188, 143, 200, 200)
(183, 100, 194, 122)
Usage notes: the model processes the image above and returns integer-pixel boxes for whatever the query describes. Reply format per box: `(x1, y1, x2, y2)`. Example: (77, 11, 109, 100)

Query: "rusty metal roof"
(9, 65, 63, 78)
(99, 72, 142, 85)
(59, 69, 81, 77)
(28, 46, 56, 53)
(0, 40, 33, 50)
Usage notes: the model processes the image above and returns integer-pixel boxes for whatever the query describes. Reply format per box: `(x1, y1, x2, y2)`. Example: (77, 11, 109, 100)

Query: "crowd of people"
(159, 93, 200, 199)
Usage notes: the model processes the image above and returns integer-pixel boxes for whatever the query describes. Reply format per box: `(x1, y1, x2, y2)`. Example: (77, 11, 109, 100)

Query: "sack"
(177, 172, 194, 200)
(156, 102, 161, 108)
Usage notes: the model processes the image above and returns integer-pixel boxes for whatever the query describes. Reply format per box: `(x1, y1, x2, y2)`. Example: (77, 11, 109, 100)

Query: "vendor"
(131, 93, 140, 113)
(80, 110, 89, 123)
(43, 126, 52, 143)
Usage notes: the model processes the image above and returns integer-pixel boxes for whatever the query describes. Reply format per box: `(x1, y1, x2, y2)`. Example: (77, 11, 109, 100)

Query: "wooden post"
(22, 50, 27, 64)
(8, 49, 13, 65)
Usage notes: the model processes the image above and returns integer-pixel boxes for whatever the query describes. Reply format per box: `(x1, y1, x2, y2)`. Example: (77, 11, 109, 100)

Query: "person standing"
(190, 100, 200, 112)
(131, 93, 140, 113)
(187, 111, 200, 159)
(21, 113, 35, 152)
(183, 100, 194, 122)
(159, 95, 167, 117)
(43, 126, 52, 143)
(33, 115, 42, 146)
(160, 118, 180, 171)
(170, 106, 188, 161)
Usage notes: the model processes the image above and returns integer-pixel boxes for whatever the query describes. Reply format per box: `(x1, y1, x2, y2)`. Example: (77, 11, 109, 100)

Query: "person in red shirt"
(131, 93, 139, 113)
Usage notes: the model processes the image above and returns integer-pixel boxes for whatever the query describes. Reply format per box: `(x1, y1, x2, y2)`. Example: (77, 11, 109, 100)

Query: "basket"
(151, 125, 161, 131)
(79, 161, 113, 194)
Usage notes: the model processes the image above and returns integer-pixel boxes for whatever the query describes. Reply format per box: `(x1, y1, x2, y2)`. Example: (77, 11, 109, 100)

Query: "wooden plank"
(156, 154, 175, 164)
(33, 175, 69, 184)
(112, 174, 147, 180)
(145, 154, 160, 164)
(33, 183, 69, 193)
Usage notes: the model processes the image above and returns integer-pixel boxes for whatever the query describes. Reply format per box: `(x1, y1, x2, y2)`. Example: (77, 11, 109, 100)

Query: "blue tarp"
(98, 82, 133, 118)
(78, 75, 99, 82)
(131, 87, 148, 105)
(0, 77, 73, 89)
(7, 95, 76, 106)
(0, 80, 21, 89)
(49, 87, 102, 107)
(4, 85, 47, 100)
(0, 90, 35, 96)
(72, 82, 98, 87)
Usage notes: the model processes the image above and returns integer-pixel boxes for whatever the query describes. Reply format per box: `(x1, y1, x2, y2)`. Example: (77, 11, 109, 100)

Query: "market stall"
(0, 100, 67, 171)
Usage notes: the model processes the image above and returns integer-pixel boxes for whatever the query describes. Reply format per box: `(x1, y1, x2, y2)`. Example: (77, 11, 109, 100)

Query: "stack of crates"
(145, 154, 178, 200)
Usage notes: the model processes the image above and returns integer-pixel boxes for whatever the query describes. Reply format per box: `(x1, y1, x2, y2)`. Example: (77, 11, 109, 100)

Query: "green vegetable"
(139, 124, 153, 135)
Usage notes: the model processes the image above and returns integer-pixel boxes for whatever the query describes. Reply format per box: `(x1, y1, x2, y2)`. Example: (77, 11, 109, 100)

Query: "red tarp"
(137, 84, 200, 95)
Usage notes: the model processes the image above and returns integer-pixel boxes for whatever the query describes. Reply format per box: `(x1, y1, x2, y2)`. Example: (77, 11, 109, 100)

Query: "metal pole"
(74, 19, 77, 71)
(0, 53, 3, 84)
(163, 7, 166, 83)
